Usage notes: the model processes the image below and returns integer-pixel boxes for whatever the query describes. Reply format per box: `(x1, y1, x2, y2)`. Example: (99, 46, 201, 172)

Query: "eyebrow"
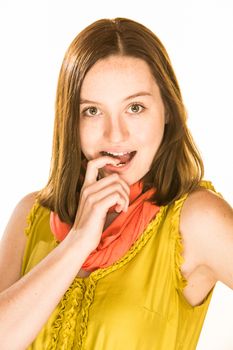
(79, 91, 152, 105)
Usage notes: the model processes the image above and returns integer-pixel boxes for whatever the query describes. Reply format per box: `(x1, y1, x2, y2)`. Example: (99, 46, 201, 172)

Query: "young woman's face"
(79, 55, 166, 186)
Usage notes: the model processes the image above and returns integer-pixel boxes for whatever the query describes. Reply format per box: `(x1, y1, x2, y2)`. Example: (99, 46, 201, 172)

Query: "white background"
(0, 0, 232, 348)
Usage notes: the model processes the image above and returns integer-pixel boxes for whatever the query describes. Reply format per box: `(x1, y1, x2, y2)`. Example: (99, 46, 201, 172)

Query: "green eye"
(82, 106, 100, 117)
(129, 104, 144, 114)
(88, 107, 98, 115)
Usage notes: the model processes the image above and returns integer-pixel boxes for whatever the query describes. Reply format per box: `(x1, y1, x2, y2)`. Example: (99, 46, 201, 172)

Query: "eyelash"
(81, 103, 146, 117)
(81, 106, 100, 117)
(128, 103, 145, 114)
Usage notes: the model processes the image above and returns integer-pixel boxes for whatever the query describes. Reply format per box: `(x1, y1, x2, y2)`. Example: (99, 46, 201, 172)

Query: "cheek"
(79, 123, 102, 159)
(140, 124, 165, 160)
(80, 123, 96, 145)
(79, 125, 89, 156)
(136, 120, 164, 144)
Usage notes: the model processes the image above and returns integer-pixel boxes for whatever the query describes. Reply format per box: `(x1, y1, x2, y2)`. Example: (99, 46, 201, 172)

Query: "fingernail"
(106, 157, 119, 164)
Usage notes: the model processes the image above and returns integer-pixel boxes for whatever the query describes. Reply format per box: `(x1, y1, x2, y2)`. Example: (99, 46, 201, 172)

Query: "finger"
(84, 172, 130, 197)
(86, 182, 129, 210)
(77, 174, 129, 220)
(84, 156, 121, 186)
(93, 192, 127, 218)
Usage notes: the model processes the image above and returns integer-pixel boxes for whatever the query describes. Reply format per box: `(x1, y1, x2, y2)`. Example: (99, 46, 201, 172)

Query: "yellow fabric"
(21, 181, 219, 350)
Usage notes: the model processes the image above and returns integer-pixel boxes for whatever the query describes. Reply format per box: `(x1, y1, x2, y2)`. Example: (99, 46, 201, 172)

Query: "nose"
(103, 114, 129, 142)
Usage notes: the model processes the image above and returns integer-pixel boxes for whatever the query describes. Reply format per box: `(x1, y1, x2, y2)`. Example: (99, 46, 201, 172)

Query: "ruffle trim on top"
(47, 205, 167, 350)
(90, 206, 166, 280)
(171, 193, 189, 292)
(47, 279, 86, 350)
(171, 180, 220, 292)
(24, 200, 41, 237)
(77, 275, 98, 349)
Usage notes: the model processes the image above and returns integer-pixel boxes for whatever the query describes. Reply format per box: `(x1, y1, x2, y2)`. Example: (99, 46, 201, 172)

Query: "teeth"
(114, 163, 125, 167)
(104, 151, 131, 156)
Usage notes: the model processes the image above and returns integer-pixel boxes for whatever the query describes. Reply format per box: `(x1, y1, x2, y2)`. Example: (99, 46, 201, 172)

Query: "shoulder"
(0, 191, 39, 291)
(180, 186, 232, 235)
(14, 191, 39, 217)
(7, 192, 40, 233)
(3, 191, 39, 238)
(179, 185, 233, 287)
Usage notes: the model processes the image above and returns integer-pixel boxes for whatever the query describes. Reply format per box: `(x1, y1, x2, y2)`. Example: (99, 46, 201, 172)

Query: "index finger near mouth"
(83, 156, 120, 186)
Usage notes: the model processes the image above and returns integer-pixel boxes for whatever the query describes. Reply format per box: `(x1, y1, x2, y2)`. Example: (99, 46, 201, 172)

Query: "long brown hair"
(37, 17, 204, 224)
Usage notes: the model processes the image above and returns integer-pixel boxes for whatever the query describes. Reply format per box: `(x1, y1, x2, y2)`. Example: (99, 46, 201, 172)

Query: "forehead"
(80, 55, 157, 100)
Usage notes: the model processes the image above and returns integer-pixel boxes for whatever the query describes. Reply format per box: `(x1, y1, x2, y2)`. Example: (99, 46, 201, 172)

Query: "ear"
(165, 112, 169, 124)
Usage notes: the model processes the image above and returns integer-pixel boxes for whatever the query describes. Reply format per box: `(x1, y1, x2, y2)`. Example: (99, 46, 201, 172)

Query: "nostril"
(103, 120, 130, 139)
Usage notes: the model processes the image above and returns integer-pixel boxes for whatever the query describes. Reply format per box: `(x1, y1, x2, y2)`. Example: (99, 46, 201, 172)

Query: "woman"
(0, 17, 232, 350)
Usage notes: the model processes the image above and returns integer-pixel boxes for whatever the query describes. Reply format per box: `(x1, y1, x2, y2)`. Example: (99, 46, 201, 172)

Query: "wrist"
(66, 228, 94, 256)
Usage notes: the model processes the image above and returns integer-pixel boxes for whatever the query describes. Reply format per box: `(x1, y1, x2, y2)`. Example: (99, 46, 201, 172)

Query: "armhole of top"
(24, 200, 41, 237)
(171, 180, 221, 293)
(21, 200, 41, 276)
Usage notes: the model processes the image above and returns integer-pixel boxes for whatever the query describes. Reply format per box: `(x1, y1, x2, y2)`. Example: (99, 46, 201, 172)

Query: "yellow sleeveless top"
(21, 181, 218, 350)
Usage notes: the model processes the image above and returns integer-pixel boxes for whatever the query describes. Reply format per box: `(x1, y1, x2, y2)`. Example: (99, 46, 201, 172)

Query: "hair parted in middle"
(37, 17, 204, 224)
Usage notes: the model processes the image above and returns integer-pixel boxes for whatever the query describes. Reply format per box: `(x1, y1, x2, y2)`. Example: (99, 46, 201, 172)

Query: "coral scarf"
(50, 180, 160, 272)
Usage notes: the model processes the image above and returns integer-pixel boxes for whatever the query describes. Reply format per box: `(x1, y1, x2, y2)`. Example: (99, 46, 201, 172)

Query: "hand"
(71, 156, 130, 252)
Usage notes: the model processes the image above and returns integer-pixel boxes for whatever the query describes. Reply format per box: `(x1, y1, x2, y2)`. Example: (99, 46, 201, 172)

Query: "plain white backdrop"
(0, 0, 232, 348)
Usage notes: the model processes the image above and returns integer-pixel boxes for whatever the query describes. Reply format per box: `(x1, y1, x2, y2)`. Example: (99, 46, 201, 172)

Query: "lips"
(100, 150, 137, 165)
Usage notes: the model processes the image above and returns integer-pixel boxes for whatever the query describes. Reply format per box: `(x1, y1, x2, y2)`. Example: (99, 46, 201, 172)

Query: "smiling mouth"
(100, 150, 137, 166)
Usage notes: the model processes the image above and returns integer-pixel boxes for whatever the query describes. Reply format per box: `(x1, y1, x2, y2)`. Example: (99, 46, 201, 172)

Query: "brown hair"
(37, 17, 204, 224)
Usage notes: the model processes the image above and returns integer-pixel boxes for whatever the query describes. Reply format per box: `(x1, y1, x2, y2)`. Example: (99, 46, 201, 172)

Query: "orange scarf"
(50, 180, 160, 271)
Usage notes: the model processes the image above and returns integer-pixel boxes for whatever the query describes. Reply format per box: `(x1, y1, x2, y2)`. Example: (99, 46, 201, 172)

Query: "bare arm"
(0, 192, 38, 293)
(0, 156, 129, 349)
(0, 195, 92, 349)
(180, 188, 233, 304)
